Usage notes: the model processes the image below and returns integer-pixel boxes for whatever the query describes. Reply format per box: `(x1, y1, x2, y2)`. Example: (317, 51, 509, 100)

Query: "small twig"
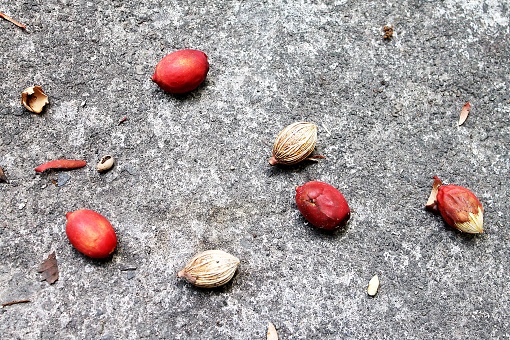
(0, 11, 26, 29)
(2, 299, 30, 307)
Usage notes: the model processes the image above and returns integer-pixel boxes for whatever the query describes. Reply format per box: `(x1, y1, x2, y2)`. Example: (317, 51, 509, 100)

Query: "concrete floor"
(1, 1, 509, 339)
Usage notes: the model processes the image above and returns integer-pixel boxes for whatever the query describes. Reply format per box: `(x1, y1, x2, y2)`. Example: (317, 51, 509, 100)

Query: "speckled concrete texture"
(1, 1, 509, 339)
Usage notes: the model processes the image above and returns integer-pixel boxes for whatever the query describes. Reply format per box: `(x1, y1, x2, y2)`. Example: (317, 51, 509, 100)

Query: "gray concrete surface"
(1, 1, 509, 339)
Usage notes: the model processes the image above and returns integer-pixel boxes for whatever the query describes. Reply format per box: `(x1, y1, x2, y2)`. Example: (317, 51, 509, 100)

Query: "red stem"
(0, 11, 26, 29)
(35, 160, 87, 173)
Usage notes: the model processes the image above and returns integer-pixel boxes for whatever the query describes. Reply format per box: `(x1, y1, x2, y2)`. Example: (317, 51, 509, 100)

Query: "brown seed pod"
(269, 122, 319, 166)
(177, 250, 240, 288)
(21, 86, 49, 114)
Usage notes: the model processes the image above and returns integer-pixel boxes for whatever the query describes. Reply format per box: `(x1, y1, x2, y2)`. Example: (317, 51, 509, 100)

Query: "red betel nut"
(152, 49, 209, 94)
(65, 209, 117, 258)
(437, 185, 484, 234)
(426, 176, 484, 234)
(295, 181, 351, 230)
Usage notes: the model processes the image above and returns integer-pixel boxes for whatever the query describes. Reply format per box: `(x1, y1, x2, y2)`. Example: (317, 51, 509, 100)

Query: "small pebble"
(57, 173, 71, 187)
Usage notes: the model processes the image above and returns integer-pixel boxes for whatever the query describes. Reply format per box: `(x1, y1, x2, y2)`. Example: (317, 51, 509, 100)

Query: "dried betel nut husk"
(96, 155, 115, 173)
(21, 85, 49, 114)
(177, 250, 240, 288)
(269, 121, 320, 166)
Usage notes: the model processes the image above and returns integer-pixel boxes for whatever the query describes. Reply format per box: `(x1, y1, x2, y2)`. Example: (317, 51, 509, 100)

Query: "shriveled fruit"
(65, 209, 117, 258)
(295, 181, 350, 230)
(152, 49, 209, 94)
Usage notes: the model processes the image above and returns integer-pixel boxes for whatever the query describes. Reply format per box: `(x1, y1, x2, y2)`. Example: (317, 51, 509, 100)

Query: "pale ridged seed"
(177, 250, 240, 288)
(269, 122, 320, 166)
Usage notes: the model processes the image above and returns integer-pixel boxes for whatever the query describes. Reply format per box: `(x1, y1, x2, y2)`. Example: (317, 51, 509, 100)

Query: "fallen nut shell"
(21, 86, 49, 114)
(269, 122, 319, 166)
(367, 275, 379, 296)
(97, 155, 114, 173)
(177, 250, 240, 288)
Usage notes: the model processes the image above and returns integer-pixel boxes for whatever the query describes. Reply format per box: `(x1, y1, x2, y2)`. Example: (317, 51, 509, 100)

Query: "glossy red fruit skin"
(436, 184, 483, 231)
(65, 209, 117, 258)
(295, 181, 351, 230)
(152, 49, 209, 94)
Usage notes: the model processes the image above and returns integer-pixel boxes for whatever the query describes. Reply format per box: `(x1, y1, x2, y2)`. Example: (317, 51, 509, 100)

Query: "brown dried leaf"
(0, 166, 7, 183)
(267, 322, 278, 340)
(37, 251, 59, 284)
(458, 102, 471, 126)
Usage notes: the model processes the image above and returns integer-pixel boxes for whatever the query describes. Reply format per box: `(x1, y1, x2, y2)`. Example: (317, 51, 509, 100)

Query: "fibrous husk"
(269, 122, 320, 166)
(21, 86, 49, 114)
(177, 250, 239, 288)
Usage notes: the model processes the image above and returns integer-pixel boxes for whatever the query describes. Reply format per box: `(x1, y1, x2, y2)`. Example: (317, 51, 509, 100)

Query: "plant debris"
(458, 102, 471, 126)
(426, 176, 484, 234)
(35, 159, 87, 173)
(383, 25, 394, 40)
(1, 299, 30, 307)
(21, 86, 49, 114)
(97, 155, 115, 173)
(0, 11, 26, 29)
(0, 166, 7, 183)
(425, 176, 443, 211)
(367, 275, 380, 296)
(37, 251, 59, 284)
(267, 322, 278, 340)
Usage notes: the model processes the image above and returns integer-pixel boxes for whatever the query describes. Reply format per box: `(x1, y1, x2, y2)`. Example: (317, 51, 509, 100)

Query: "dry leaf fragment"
(458, 102, 471, 126)
(21, 86, 49, 114)
(0, 11, 26, 29)
(0, 166, 7, 183)
(267, 322, 278, 340)
(37, 251, 59, 284)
